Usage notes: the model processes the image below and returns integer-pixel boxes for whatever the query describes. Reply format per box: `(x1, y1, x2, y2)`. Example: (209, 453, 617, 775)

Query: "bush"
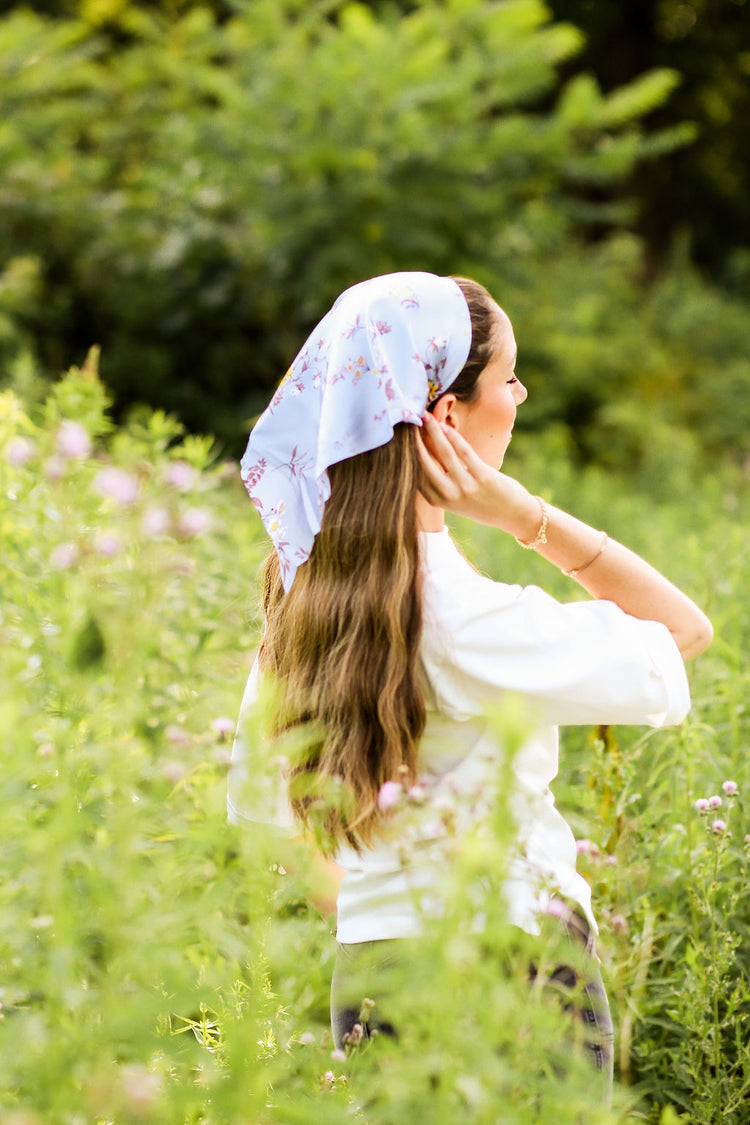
(1, 0, 721, 456)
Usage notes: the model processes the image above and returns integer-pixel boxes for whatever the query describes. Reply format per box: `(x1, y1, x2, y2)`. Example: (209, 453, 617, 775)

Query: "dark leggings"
(330, 902, 614, 1091)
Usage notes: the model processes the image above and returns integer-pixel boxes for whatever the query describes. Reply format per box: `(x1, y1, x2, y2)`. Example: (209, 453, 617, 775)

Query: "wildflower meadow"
(1, 355, 749, 1124)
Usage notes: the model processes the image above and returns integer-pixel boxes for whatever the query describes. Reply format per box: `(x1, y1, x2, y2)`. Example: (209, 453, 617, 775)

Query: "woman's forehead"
(490, 303, 516, 359)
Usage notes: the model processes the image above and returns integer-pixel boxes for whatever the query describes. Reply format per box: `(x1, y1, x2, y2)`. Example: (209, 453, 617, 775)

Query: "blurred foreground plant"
(0, 363, 632, 1121)
(1, 356, 749, 1121)
(0, 355, 273, 1121)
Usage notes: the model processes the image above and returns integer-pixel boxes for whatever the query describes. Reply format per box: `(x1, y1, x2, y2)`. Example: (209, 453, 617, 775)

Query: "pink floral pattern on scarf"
(240, 272, 471, 590)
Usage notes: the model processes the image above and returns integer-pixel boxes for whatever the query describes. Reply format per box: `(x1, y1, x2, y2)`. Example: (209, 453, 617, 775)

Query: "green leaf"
(72, 614, 106, 671)
(557, 73, 601, 128)
(596, 68, 682, 129)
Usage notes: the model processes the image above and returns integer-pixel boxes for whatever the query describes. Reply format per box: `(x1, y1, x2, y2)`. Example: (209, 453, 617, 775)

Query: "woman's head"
(443, 277, 501, 405)
(254, 272, 520, 849)
(242, 272, 472, 591)
(436, 277, 527, 470)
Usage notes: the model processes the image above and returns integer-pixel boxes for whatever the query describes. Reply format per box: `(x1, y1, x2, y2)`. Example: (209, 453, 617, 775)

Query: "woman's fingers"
(418, 417, 466, 491)
(420, 414, 473, 473)
(424, 413, 492, 470)
(416, 428, 453, 504)
(421, 415, 488, 482)
(417, 413, 516, 526)
(417, 414, 485, 507)
(427, 414, 492, 470)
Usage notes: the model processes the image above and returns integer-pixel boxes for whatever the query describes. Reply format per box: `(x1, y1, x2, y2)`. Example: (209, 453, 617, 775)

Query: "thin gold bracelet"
(563, 532, 609, 579)
(515, 496, 548, 550)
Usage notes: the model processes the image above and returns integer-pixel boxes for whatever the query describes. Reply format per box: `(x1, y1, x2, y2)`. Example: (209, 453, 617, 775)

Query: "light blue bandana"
(241, 272, 472, 590)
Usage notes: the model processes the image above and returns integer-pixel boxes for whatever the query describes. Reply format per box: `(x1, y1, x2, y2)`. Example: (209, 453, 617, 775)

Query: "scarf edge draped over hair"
(241, 271, 472, 590)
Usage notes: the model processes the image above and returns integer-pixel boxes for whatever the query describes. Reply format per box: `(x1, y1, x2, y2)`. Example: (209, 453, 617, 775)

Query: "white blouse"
(228, 528, 690, 942)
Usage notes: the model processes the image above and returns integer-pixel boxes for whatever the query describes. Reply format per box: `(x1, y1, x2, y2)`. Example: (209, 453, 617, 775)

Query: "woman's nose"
(515, 380, 528, 405)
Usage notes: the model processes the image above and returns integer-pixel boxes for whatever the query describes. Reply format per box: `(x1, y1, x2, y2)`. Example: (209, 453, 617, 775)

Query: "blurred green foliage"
(2, 357, 749, 1122)
(2, 0, 748, 466)
(546, 0, 750, 279)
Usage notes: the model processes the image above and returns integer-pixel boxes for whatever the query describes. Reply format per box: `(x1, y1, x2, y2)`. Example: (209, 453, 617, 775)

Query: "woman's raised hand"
(416, 413, 538, 537)
(416, 414, 712, 660)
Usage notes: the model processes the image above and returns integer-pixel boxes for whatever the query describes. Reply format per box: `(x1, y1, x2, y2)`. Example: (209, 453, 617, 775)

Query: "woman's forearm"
(527, 501, 713, 660)
(417, 418, 713, 661)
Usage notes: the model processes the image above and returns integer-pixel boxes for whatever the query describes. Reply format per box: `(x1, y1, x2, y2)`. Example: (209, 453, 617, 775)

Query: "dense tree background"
(546, 0, 750, 281)
(0, 0, 748, 470)
(362, 0, 750, 276)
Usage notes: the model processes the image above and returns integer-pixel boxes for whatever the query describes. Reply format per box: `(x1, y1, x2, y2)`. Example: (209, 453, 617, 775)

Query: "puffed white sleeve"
(421, 577, 690, 728)
(227, 655, 295, 833)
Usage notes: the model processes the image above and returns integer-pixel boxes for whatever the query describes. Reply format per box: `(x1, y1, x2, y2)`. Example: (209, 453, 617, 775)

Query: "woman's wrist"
(509, 496, 608, 579)
(561, 532, 609, 578)
(515, 496, 548, 549)
(490, 476, 545, 541)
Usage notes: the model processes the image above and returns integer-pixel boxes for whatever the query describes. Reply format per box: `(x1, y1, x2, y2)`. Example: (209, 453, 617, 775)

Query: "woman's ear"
(430, 393, 458, 427)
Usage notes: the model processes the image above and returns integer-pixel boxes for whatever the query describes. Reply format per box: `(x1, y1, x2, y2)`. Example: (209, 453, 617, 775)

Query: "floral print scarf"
(240, 272, 472, 590)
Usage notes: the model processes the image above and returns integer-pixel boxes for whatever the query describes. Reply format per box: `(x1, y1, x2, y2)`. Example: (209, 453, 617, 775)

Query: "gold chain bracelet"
(515, 496, 549, 550)
(563, 532, 609, 579)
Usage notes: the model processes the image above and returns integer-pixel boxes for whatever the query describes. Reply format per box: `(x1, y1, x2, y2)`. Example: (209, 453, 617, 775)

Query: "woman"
(228, 272, 712, 1089)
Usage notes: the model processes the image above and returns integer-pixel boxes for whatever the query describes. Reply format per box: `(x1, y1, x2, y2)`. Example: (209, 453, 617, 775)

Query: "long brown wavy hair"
(258, 276, 498, 852)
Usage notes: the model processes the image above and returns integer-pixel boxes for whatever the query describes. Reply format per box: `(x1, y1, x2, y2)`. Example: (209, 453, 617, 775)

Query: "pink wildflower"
(210, 716, 235, 739)
(611, 913, 628, 935)
(722, 780, 739, 797)
(575, 838, 600, 858)
(44, 455, 66, 481)
(165, 725, 190, 747)
(56, 420, 91, 459)
(343, 1023, 364, 1047)
(299, 1032, 316, 1046)
(330, 1049, 347, 1062)
(164, 460, 197, 491)
(712, 819, 727, 835)
(7, 436, 35, 466)
(162, 762, 187, 784)
(176, 508, 212, 538)
(377, 780, 402, 812)
(50, 542, 78, 570)
(141, 506, 170, 536)
(694, 798, 710, 813)
(94, 533, 122, 557)
(118, 1065, 162, 1113)
(96, 467, 139, 506)
(707, 795, 722, 809)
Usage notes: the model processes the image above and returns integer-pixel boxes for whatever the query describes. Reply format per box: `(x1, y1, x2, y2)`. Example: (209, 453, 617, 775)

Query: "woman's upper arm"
(423, 582, 690, 729)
